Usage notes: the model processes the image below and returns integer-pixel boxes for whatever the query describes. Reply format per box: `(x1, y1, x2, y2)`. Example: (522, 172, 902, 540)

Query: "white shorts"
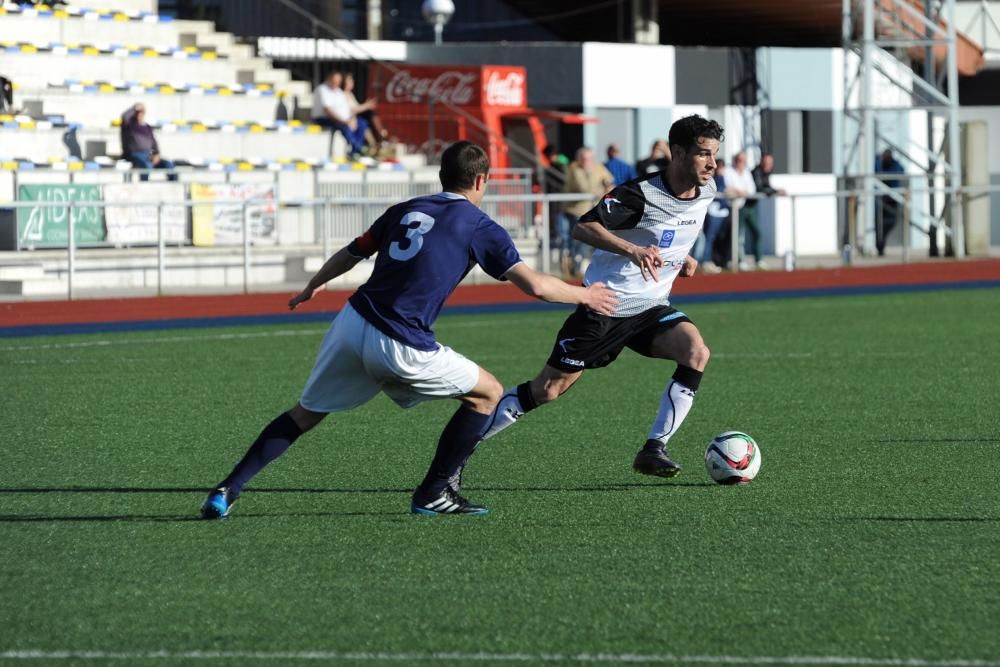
(299, 302, 480, 413)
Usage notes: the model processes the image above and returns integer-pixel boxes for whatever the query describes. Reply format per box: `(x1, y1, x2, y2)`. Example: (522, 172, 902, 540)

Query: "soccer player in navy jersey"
(200, 141, 616, 518)
(450, 116, 724, 489)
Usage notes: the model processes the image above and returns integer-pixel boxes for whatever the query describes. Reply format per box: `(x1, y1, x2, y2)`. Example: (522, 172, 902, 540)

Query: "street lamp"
(422, 0, 455, 45)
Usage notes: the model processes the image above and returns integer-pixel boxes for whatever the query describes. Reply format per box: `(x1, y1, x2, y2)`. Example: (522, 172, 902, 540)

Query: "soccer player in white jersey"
(199, 141, 616, 519)
(451, 115, 723, 486)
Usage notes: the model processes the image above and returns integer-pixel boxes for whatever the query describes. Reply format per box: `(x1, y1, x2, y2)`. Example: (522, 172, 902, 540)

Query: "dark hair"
(668, 115, 724, 154)
(715, 158, 725, 168)
(439, 141, 490, 191)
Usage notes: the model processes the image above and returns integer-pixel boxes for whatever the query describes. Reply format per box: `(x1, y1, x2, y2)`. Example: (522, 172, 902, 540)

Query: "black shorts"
(545, 305, 693, 372)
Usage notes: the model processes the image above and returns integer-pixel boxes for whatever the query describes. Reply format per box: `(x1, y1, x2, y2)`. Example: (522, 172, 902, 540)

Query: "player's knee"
(288, 404, 326, 432)
(688, 341, 710, 371)
(484, 378, 504, 406)
(537, 383, 563, 404)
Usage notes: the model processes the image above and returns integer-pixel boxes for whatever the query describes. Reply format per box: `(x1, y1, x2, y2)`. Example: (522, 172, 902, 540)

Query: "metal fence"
(0, 183, 996, 300)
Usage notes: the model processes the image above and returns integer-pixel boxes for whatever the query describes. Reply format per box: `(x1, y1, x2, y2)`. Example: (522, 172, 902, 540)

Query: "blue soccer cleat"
(200, 486, 236, 519)
(411, 487, 488, 516)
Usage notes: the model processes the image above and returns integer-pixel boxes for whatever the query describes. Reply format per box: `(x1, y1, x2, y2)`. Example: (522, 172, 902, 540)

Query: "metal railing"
(0, 184, 996, 299)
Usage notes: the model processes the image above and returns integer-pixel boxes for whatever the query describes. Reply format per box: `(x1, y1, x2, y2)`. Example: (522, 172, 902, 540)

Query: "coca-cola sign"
(485, 71, 525, 107)
(384, 70, 478, 106)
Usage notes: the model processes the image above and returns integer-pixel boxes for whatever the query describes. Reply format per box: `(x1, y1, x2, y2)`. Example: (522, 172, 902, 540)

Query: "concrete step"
(0, 279, 66, 296)
(0, 265, 46, 281)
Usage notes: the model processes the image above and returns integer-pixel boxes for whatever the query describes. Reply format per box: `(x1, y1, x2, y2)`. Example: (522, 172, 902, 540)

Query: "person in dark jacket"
(121, 103, 177, 181)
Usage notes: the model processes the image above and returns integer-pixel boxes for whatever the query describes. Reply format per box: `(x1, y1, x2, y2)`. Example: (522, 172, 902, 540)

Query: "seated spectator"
(121, 103, 177, 182)
(343, 73, 388, 154)
(311, 71, 368, 158)
(0, 75, 13, 114)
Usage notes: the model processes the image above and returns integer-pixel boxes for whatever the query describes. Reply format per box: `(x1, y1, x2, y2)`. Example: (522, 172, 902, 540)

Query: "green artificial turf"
(1, 288, 998, 666)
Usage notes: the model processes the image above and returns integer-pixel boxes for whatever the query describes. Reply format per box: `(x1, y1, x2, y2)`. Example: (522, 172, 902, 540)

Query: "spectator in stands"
(748, 152, 785, 268)
(0, 75, 12, 114)
(635, 139, 670, 175)
(311, 71, 368, 158)
(121, 103, 177, 182)
(699, 158, 730, 274)
(604, 143, 637, 185)
(723, 151, 759, 270)
(541, 144, 567, 260)
(343, 73, 388, 155)
(561, 146, 615, 277)
(875, 148, 904, 257)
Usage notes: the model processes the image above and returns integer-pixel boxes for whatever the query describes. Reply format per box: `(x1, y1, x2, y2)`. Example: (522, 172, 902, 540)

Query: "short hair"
(715, 158, 725, 168)
(439, 141, 490, 191)
(668, 115, 724, 154)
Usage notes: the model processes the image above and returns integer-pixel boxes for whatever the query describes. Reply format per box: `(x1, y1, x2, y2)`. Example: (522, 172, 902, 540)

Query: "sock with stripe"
(219, 412, 304, 498)
(646, 365, 703, 448)
(445, 382, 538, 490)
(482, 382, 538, 441)
(419, 405, 493, 497)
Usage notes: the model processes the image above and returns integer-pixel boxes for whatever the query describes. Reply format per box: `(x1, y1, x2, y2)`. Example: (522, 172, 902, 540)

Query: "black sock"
(517, 381, 539, 412)
(220, 412, 304, 498)
(672, 365, 703, 392)
(418, 406, 492, 497)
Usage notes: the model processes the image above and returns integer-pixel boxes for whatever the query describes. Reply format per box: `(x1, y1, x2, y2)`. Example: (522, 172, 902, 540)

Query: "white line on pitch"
(0, 651, 997, 665)
(0, 312, 547, 353)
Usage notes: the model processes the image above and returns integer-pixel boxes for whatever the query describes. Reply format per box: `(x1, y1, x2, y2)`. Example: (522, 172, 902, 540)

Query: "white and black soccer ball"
(704, 431, 761, 485)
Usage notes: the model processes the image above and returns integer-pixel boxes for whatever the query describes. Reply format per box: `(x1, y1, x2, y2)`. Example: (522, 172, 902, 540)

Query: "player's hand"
(679, 255, 698, 277)
(288, 284, 324, 310)
(583, 281, 617, 316)
(630, 244, 662, 282)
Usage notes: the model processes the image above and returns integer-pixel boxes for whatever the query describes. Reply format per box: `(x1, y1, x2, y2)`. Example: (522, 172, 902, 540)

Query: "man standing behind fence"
(874, 149, 904, 257)
(561, 147, 614, 277)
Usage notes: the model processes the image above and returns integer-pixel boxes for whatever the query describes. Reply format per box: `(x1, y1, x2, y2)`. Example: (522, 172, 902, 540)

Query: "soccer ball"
(704, 431, 761, 485)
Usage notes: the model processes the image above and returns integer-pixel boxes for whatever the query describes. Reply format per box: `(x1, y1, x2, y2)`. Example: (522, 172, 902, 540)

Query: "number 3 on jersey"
(389, 211, 435, 261)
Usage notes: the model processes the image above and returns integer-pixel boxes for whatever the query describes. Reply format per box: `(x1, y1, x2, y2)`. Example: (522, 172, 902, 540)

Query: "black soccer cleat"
(632, 439, 682, 478)
(411, 487, 489, 516)
(200, 486, 236, 519)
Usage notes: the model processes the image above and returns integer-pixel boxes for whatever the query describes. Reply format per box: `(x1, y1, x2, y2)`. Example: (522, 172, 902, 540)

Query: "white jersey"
(581, 173, 715, 317)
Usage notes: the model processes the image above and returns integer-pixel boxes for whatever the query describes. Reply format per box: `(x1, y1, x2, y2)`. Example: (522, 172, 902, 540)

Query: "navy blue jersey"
(346, 192, 522, 350)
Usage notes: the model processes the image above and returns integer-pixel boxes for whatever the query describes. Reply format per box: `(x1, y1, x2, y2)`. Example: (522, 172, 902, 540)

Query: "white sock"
(447, 386, 527, 491)
(647, 380, 697, 444)
(481, 387, 526, 441)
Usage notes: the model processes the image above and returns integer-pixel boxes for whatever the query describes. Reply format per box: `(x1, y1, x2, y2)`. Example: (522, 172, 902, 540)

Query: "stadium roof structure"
(506, 0, 984, 75)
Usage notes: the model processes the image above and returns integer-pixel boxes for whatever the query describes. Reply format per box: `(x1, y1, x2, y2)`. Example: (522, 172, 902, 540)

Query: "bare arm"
(503, 263, 616, 315)
(288, 246, 363, 310)
(572, 220, 662, 282)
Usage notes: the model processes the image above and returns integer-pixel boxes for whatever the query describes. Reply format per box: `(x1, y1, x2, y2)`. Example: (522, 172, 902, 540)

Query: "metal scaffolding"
(840, 0, 963, 258)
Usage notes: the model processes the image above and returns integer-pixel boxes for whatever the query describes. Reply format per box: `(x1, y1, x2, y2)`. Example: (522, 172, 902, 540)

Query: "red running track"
(1, 259, 998, 329)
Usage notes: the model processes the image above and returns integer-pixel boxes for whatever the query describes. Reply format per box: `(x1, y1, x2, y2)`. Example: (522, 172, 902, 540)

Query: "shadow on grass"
(0, 481, 715, 495)
(870, 437, 1000, 443)
(841, 516, 1000, 523)
(0, 510, 405, 523)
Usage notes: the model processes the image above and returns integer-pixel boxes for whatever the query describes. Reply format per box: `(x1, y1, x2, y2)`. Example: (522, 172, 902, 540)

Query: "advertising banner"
(103, 183, 187, 245)
(191, 183, 276, 247)
(15, 183, 105, 248)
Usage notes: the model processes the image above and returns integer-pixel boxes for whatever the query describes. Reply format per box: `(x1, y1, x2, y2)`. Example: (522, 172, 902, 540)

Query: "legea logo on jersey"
(603, 196, 621, 213)
(658, 230, 675, 248)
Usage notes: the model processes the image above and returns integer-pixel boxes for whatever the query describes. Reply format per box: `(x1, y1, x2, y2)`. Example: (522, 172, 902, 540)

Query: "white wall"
(959, 106, 1000, 173)
(770, 174, 839, 256)
(582, 43, 675, 109)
